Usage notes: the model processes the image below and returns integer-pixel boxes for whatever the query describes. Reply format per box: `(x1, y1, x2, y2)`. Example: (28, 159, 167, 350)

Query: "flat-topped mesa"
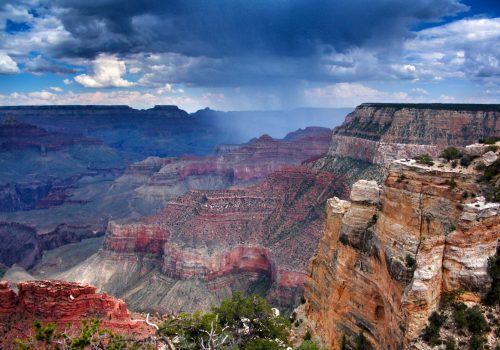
(0, 280, 153, 347)
(304, 154, 500, 350)
(327, 103, 500, 168)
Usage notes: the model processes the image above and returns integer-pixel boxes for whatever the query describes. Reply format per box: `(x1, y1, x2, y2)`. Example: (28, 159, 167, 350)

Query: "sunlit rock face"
(327, 103, 500, 168)
(304, 159, 500, 350)
(0, 280, 153, 348)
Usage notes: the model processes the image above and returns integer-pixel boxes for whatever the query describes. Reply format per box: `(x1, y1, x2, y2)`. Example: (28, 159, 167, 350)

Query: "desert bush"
(414, 154, 434, 166)
(460, 155, 472, 167)
(422, 311, 445, 345)
(297, 340, 322, 350)
(441, 147, 462, 161)
(484, 245, 500, 305)
(465, 306, 489, 334)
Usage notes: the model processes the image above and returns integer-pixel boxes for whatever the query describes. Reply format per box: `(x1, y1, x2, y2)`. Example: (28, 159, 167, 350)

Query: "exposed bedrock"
(304, 159, 500, 350)
(57, 166, 348, 313)
(326, 103, 500, 168)
(0, 280, 153, 348)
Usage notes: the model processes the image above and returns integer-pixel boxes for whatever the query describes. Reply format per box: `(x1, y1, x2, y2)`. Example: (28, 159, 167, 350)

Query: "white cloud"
(0, 89, 221, 112)
(75, 55, 135, 88)
(48, 86, 63, 92)
(304, 83, 410, 107)
(0, 53, 20, 74)
(404, 18, 500, 81)
(63, 78, 73, 85)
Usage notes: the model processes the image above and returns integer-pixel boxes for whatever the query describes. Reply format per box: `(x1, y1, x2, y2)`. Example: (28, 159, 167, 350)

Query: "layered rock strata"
(57, 166, 348, 313)
(304, 158, 500, 349)
(116, 127, 332, 212)
(325, 103, 500, 168)
(0, 280, 153, 348)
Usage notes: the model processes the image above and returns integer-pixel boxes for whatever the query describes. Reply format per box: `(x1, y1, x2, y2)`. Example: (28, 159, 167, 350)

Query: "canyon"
(0, 107, 333, 271)
(47, 103, 500, 317)
(1, 103, 499, 349)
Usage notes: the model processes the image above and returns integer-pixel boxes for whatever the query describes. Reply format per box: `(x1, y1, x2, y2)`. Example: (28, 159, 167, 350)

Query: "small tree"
(441, 147, 462, 161)
(414, 154, 434, 166)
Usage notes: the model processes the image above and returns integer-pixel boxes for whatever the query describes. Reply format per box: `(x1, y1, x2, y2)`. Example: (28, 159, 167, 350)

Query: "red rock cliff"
(304, 155, 500, 349)
(0, 280, 152, 349)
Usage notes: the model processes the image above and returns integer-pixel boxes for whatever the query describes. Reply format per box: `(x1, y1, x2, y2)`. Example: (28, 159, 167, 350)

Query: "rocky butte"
(0, 280, 153, 348)
(304, 142, 500, 349)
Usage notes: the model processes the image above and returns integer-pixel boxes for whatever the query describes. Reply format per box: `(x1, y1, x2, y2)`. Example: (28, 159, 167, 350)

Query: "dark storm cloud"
(51, 0, 468, 59)
(24, 55, 77, 75)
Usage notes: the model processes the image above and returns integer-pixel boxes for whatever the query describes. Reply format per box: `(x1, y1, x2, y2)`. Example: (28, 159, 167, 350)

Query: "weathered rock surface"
(0, 280, 153, 348)
(483, 150, 498, 167)
(326, 103, 500, 168)
(304, 159, 500, 349)
(56, 166, 348, 313)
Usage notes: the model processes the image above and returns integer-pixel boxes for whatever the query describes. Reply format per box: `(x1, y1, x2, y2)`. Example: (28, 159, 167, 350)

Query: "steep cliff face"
(56, 166, 348, 313)
(0, 280, 153, 348)
(304, 154, 500, 349)
(323, 103, 500, 169)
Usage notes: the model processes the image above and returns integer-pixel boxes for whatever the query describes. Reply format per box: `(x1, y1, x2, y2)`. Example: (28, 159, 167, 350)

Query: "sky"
(0, 0, 499, 112)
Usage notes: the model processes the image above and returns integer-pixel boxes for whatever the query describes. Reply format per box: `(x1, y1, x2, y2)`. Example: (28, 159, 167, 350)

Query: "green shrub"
(484, 245, 500, 305)
(304, 330, 312, 341)
(422, 312, 445, 345)
(446, 178, 457, 190)
(159, 291, 291, 349)
(460, 155, 472, 167)
(441, 147, 462, 161)
(414, 154, 434, 166)
(244, 338, 283, 350)
(298, 340, 321, 350)
(469, 334, 487, 350)
(405, 254, 417, 272)
(445, 337, 456, 350)
(354, 331, 367, 350)
(465, 306, 489, 334)
(452, 302, 468, 329)
(484, 136, 500, 145)
(487, 145, 499, 152)
(340, 334, 347, 350)
(441, 289, 464, 309)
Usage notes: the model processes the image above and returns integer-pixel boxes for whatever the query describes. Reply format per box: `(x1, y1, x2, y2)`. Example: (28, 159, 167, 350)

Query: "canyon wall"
(304, 155, 500, 349)
(117, 127, 332, 213)
(57, 166, 348, 313)
(325, 103, 500, 168)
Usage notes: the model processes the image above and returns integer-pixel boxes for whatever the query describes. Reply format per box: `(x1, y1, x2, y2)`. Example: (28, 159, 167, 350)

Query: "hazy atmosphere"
(1, 0, 500, 111)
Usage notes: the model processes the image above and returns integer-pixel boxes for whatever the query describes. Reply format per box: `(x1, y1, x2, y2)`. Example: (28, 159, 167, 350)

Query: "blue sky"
(0, 0, 499, 111)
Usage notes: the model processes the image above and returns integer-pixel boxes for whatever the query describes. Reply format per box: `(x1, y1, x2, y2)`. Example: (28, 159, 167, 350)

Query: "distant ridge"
(361, 102, 500, 111)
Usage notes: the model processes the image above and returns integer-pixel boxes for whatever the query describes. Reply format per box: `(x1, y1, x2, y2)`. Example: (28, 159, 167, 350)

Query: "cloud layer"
(0, 0, 499, 110)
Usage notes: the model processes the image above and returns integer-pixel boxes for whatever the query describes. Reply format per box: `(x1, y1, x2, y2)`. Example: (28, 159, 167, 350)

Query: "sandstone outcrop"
(0, 280, 153, 348)
(304, 157, 500, 349)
